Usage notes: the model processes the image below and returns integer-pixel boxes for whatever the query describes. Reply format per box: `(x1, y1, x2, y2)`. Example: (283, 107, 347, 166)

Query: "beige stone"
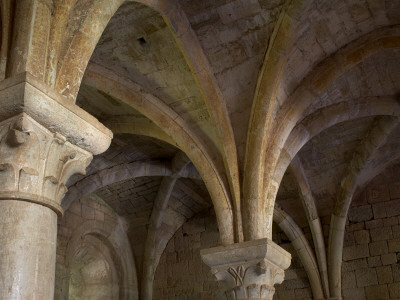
(201, 238, 291, 299)
(1, 1, 400, 299)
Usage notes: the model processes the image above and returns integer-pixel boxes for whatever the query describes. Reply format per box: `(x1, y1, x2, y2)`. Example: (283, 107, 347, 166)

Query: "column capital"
(0, 113, 93, 215)
(0, 72, 112, 155)
(201, 238, 291, 300)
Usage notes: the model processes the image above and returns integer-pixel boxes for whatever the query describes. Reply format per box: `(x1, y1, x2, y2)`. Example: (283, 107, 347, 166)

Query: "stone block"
(381, 253, 397, 265)
(388, 238, 400, 253)
(94, 209, 104, 221)
(367, 183, 390, 203)
(342, 287, 365, 299)
(389, 181, 400, 199)
(68, 201, 81, 216)
(376, 266, 393, 284)
(342, 271, 356, 289)
(348, 205, 373, 222)
(342, 258, 368, 272)
(275, 289, 295, 299)
(355, 268, 378, 287)
(65, 211, 82, 230)
(81, 204, 95, 220)
(364, 284, 389, 299)
(183, 218, 206, 235)
(343, 244, 369, 261)
(217, 0, 261, 25)
(367, 256, 382, 267)
(344, 231, 355, 247)
(369, 241, 388, 256)
(284, 268, 300, 280)
(353, 190, 368, 206)
(347, 222, 365, 232)
(372, 202, 387, 219)
(200, 231, 220, 248)
(393, 264, 400, 282)
(389, 282, 400, 298)
(383, 216, 398, 227)
(365, 219, 383, 229)
(281, 278, 309, 290)
(370, 227, 393, 242)
(354, 230, 370, 244)
(393, 225, 400, 238)
(294, 287, 312, 298)
(188, 233, 201, 250)
(386, 199, 400, 218)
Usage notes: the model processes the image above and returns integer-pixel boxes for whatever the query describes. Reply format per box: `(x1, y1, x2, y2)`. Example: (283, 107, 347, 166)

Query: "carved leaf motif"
(0, 163, 16, 190)
(7, 129, 30, 146)
(227, 265, 246, 287)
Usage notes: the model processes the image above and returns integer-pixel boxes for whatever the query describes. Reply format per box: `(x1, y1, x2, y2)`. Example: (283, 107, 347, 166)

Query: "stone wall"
(340, 164, 400, 299)
(153, 209, 308, 299)
(55, 195, 138, 300)
(153, 208, 225, 299)
(153, 164, 400, 299)
(272, 238, 312, 299)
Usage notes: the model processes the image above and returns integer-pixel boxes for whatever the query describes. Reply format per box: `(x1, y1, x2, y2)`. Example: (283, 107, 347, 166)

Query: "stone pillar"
(0, 74, 112, 299)
(0, 201, 58, 299)
(201, 238, 291, 300)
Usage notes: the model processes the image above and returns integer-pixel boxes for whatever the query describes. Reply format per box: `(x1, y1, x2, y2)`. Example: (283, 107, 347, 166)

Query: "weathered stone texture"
(340, 168, 400, 299)
(153, 209, 312, 300)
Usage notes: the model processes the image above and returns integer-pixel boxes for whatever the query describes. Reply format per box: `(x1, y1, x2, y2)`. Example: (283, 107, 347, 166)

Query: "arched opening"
(67, 235, 119, 300)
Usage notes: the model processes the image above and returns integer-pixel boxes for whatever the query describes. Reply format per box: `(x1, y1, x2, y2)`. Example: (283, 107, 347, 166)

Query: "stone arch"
(83, 65, 235, 244)
(55, 0, 125, 100)
(62, 161, 173, 211)
(57, 0, 237, 243)
(67, 235, 119, 300)
(64, 219, 138, 299)
(267, 26, 400, 173)
(243, 0, 313, 240)
(273, 96, 400, 187)
(260, 25, 400, 231)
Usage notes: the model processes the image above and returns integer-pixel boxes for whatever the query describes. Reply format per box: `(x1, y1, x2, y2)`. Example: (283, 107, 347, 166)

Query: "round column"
(0, 76, 112, 299)
(0, 201, 57, 300)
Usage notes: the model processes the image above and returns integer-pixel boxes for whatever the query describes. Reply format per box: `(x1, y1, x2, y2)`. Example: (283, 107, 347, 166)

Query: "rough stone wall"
(272, 235, 312, 300)
(55, 195, 124, 300)
(153, 164, 400, 299)
(340, 164, 400, 299)
(153, 208, 225, 299)
(153, 209, 309, 299)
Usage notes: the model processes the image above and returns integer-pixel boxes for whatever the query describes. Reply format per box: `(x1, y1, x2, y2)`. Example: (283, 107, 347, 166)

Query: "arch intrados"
(273, 111, 399, 193)
(268, 26, 400, 157)
(283, 96, 400, 160)
(83, 65, 235, 244)
(65, 219, 138, 300)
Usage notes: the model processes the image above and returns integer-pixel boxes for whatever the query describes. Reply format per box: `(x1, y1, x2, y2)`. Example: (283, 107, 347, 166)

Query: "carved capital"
(0, 113, 92, 215)
(201, 238, 291, 300)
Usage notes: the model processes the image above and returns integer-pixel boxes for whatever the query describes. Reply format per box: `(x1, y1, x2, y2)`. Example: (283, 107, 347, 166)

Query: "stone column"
(201, 238, 291, 300)
(0, 74, 112, 299)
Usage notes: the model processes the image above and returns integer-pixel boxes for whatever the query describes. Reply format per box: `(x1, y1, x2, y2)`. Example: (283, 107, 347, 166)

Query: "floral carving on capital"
(0, 113, 92, 214)
(213, 261, 285, 300)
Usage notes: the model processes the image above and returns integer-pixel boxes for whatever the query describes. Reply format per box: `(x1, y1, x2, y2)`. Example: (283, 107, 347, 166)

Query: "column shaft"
(0, 201, 57, 299)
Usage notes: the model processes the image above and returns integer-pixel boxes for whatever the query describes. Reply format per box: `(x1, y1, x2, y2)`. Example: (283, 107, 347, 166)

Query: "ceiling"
(65, 0, 400, 295)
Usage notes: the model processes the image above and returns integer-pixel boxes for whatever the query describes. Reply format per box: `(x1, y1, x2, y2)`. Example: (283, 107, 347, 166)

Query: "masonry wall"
(153, 165, 400, 300)
(153, 208, 225, 299)
(340, 164, 400, 299)
(55, 195, 125, 300)
(152, 209, 310, 299)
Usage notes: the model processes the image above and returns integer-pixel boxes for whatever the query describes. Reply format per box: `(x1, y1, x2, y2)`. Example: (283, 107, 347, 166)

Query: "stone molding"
(201, 238, 291, 300)
(0, 113, 92, 215)
(0, 72, 112, 155)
